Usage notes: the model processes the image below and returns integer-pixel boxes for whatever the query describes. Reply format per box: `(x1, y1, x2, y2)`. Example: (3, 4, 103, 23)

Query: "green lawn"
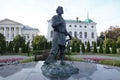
(70, 52, 120, 57)
(0, 53, 34, 56)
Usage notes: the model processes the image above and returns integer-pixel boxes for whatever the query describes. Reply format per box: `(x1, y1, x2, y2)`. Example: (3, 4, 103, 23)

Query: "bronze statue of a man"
(45, 6, 71, 65)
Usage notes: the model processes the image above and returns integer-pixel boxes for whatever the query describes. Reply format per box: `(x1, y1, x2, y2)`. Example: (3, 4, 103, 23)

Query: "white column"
(19, 27, 22, 35)
(9, 27, 12, 40)
(14, 27, 16, 37)
(4, 27, 6, 38)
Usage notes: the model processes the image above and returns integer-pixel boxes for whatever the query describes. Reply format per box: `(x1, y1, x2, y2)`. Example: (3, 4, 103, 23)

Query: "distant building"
(47, 18, 97, 46)
(0, 19, 39, 46)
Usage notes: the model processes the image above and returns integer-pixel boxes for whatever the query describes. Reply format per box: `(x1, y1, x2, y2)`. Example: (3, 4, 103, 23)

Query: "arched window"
(91, 32, 94, 38)
(69, 31, 72, 36)
(84, 26, 87, 28)
(74, 31, 77, 38)
(85, 41, 87, 45)
(84, 32, 87, 38)
(51, 31, 53, 38)
(79, 32, 82, 38)
(69, 25, 72, 27)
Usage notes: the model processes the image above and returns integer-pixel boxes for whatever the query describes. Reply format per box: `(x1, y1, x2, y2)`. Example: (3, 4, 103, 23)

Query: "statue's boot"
(60, 53, 65, 65)
(44, 54, 56, 64)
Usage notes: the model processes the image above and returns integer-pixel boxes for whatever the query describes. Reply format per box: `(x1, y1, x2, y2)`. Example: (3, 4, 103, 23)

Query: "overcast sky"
(0, 0, 120, 36)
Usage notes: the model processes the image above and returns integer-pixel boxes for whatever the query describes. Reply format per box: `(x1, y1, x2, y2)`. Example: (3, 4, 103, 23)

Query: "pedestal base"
(41, 62, 79, 78)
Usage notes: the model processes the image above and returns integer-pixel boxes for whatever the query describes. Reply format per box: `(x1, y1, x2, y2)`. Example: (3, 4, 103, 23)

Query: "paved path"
(72, 55, 120, 60)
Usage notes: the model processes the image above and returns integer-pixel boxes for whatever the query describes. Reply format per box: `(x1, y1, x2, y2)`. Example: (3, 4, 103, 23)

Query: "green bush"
(86, 41, 91, 53)
(93, 42, 97, 53)
(112, 41, 117, 54)
(99, 43, 103, 53)
(81, 43, 85, 53)
(105, 42, 110, 54)
(31, 50, 43, 55)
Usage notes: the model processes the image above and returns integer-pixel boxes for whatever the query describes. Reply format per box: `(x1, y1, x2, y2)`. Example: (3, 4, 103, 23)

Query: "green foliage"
(93, 42, 97, 53)
(81, 43, 85, 53)
(71, 38, 81, 52)
(104, 39, 113, 54)
(100, 59, 120, 66)
(7, 41, 13, 53)
(86, 41, 90, 53)
(99, 42, 103, 53)
(104, 39, 113, 47)
(20, 58, 34, 63)
(26, 41, 30, 53)
(116, 36, 120, 48)
(32, 35, 47, 50)
(105, 42, 110, 54)
(112, 41, 117, 54)
(13, 35, 25, 53)
(31, 50, 43, 55)
(0, 33, 6, 54)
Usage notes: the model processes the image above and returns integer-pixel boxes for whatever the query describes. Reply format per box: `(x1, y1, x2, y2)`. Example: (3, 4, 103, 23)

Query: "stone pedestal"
(41, 62, 79, 78)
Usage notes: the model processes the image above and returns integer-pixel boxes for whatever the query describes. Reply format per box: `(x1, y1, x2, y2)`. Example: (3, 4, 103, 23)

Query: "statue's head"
(56, 6, 64, 15)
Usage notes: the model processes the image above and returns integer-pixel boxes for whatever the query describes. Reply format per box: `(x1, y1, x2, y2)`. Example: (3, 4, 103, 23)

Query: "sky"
(0, 0, 120, 36)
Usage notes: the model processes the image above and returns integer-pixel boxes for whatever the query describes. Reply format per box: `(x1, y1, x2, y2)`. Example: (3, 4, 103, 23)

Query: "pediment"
(0, 19, 22, 25)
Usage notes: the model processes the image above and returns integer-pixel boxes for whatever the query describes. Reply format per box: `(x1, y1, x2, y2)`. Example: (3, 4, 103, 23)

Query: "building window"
(69, 25, 72, 27)
(84, 26, 87, 28)
(84, 32, 87, 38)
(51, 31, 53, 38)
(91, 26, 94, 28)
(7, 33, 9, 39)
(74, 31, 77, 38)
(27, 34, 29, 39)
(80, 25, 82, 28)
(79, 32, 82, 38)
(85, 41, 87, 45)
(69, 31, 72, 36)
(32, 34, 34, 39)
(74, 25, 77, 27)
(12, 27, 14, 31)
(91, 32, 94, 39)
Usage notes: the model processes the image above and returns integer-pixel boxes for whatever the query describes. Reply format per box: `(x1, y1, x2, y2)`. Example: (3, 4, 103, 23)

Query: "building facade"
(47, 18, 97, 46)
(0, 19, 39, 46)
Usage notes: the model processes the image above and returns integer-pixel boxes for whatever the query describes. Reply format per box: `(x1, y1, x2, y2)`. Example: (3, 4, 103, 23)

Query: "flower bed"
(0, 58, 23, 66)
(83, 58, 111, 63)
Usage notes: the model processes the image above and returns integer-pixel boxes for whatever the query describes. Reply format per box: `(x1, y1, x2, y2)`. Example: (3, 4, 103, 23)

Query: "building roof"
(22, 25, 39, 31)
(84, 18, 93, 23)
(0, 18, 22, 25)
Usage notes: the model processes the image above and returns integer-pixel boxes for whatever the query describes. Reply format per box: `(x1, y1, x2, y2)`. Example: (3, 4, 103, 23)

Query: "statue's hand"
(68, 34, 72, 40)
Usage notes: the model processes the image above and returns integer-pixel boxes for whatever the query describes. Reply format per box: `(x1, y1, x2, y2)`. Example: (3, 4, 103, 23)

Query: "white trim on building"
(47, 18, 97, 46)
(0, 18, 39, 46)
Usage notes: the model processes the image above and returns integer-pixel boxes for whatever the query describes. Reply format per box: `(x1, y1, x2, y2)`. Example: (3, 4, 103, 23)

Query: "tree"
(7, 41, 13, 53)
(97, 32, 105, 46)
(104, 39, 113, 48)
(0, 33, 6, 55)
(26, 41, 30, 53)
(105, 26, 120, 40)
(32, 35, 47, 50)
(112, 41, 117, 54)
(81, 43, 85, 53)
(71, 38, 81, 52)
(99, 42, 103, 53)
(13, 35, 25, 53)
(93, 42, 97, 53)
(105, 42, 110, 54)
(86, 41, 90, 53)
(116, 36, 120, 48)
